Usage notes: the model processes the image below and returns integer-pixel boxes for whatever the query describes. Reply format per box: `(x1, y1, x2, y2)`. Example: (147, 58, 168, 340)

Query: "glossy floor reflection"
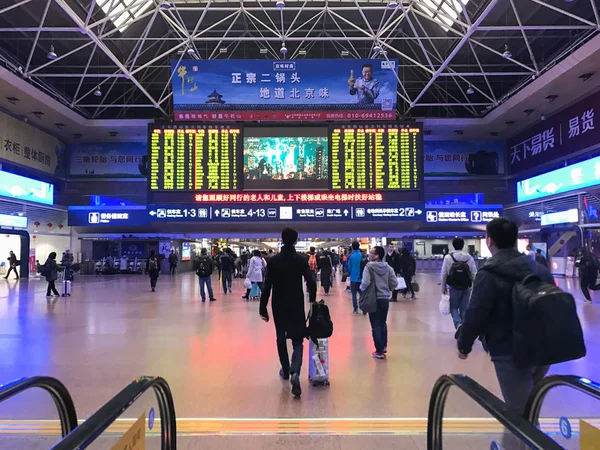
(0, 271, 597, 423)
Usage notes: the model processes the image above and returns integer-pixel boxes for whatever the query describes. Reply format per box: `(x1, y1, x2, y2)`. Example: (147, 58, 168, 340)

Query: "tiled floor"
(0, 270, 597, 428)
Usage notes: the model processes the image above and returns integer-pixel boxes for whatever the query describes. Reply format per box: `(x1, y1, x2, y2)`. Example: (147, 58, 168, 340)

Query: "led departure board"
(330, 123, 422, 191)
(149, 124, 241, 191)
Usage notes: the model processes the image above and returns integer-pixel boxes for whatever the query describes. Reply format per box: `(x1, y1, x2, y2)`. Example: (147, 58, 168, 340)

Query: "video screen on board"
(243, 127, 328, 190)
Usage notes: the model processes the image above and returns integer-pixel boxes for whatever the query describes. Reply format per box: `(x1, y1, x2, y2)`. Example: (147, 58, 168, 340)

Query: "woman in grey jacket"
(360, 246, 398, 359)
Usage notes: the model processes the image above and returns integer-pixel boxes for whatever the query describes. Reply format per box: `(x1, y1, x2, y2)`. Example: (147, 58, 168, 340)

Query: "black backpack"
(196, 258, 211, 277)
(148, 258, 158, 271)
(446, 253, 472, 290)
(500, 272, 586, 366)
(307, 300, 334, 343)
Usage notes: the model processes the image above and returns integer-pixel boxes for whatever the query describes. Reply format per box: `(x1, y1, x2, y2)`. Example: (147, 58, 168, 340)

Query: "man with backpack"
(441, 237, 477, 329)
(260, 228, 317, 397)
(307, 246, 318, 285)
(220, 249, 233, 294)
(456, 218, 586, 415)
(195, 249, 216, 302)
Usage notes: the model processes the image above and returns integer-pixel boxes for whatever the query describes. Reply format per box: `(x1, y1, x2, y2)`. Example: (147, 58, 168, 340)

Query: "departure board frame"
(148, 123, 243, 196)
(328, 122, 423, 192)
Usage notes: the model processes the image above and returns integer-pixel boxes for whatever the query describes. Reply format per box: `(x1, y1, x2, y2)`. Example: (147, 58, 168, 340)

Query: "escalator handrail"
(428, 374, 563, 450)
(0, 376, 77, 437)
(525, 375, 600, 424)
(51, 376, 176, 450)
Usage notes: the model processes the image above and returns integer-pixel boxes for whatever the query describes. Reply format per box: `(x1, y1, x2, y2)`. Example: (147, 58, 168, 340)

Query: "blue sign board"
(171, 59, 399, 121)
(148, 203, 424, 222)
(424, 205, 503, 224)
(517, 154, 600, 203)
(68, 206, 149, 226)
(0, 170, 53, 205)
(425, 140, 504, 176)
(0, 213, 27, 228)
(69, 142, 146, 178)
(540, 208, 579, 227)
(426, 194, 484, 206)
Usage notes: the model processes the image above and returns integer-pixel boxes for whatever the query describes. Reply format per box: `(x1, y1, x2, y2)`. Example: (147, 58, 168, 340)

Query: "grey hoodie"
(360, 261, 399, 299)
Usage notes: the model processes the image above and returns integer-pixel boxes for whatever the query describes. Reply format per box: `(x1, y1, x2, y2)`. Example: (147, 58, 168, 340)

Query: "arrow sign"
(416, 209, 422, 215)
(343, 209, 349, 216)
(149, 210, 156, 216)
(215, 210, 220, 217)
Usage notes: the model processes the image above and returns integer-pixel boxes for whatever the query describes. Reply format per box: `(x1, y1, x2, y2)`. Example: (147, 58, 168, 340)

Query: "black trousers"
(169, 264, 176, 275)
(150, 276, 158, 289)
(275, 324, 304, 375)
(580, 273, 596, 300)
(47, 281, 59, 296)
(5, 266, 18, 279)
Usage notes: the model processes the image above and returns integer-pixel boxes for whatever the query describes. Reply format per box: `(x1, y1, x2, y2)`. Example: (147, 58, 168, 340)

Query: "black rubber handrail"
(525, 375, 600, 424)
(51, 376, 176, 450)
(0, 376, 77, 437)
(428, 374, 563, 450)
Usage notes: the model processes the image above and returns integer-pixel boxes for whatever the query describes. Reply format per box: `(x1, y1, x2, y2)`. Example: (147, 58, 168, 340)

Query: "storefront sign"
(0, 110, 64, 176)
(424, 206, 502, 224)
(0, 213, 27, 228)
(171, 59, 398, 121)
(0, 169, 54, 205)
(508, 89, 599, 175)
(29, 248, 36, 274)
(148, 203, 424, 222)
(425, 141, 504, 176)
(540, 208, 579, 226)
(517, 153, 600, 203)
(69, 142, 146, 178)
(67, 206, 148, 226)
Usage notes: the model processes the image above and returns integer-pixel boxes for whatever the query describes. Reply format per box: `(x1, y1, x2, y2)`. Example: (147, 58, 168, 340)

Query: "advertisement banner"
(517, 153, 600, 203)
(0, 169, 53, 205)
(0, 110, 64, 176)
(29, 248, 36, 275)
(171, 59, 399, 121)
(69, 142, 146, 178)
(425, 140, 504, 176)
(507, 89, 600, 175)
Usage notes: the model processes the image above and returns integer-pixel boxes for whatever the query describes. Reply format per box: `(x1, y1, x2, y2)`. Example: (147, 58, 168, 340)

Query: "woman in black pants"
(44, 252, 60, 296)
(398, 248, 416, 299)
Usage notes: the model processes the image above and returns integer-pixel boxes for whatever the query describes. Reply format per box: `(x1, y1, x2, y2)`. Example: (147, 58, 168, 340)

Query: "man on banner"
(348, 63, 380, 104)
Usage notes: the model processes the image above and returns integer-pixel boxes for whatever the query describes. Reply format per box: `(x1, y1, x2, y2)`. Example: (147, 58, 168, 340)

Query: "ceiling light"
(280, 42, 287, 54)
(341, 50, 350, 56)
(187, 47, 195, 56)
(373, 42, 382, 53)
(466, 85, 474, 95)
(388, 0, 399, 8)
(502, 44, 512, 59)
(545, 94, 558, 103)
(159, 0, 171, 9)
(259, 48, 268, 54)
(93, 87, 102, 97)
(47, 45, 57, 60)
(276, 0, 285, 8)
(219, 47, 228, 54)
(298, 49, 307, 55)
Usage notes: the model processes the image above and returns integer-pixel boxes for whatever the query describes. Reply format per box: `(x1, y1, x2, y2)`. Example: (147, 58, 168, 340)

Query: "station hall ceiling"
(0, 0, 598, 125)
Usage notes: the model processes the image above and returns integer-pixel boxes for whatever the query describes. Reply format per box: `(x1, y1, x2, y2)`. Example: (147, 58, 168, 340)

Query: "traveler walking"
(534, 249, 548, 267)
(42, 252, 59, 296)
(307, 246, 318, 285)
(220, 249, 233, 294)
(5, 250, 18, 280)
(360, 246, 399, 359)
(195, 249, 216, 302)
(347, 241, 364, 314)
(168, 249, 178, 275)
(575, 247, 599, 303)
(398, 248, 417, 299)
(385, 244, 401, 300)
(146, 250, 160, 292)
(441, 238, 477, 329)
(243, 250, 266, 300)
(318, 250, 333, 296)
(456, 218, 574, 415)
(216, 250, 223, 280)
(260, 228, 317, 397)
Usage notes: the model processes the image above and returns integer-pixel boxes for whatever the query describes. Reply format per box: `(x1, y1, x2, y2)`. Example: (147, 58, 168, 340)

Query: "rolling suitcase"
(62, 280, 71, 297)
(308, 338, 330, 386)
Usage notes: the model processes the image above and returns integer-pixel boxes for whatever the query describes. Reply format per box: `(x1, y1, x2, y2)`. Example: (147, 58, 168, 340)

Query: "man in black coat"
(385, 244, 401, 300)
(260, 228, 317, 397)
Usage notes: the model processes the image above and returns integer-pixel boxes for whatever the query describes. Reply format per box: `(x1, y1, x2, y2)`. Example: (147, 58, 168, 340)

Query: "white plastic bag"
(244, 278, 252, 289)
(396, 277, 407, 290)
(439, 294, 450, 315)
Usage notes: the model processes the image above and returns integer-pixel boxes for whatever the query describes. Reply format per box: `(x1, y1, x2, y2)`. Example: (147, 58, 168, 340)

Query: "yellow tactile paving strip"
(0, 418, 597, 436)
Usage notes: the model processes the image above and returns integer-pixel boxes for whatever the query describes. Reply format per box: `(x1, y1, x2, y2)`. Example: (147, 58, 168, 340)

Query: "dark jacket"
(146, 256, 160, 277)
(8, 253, 17, 266)
(317, 252, 332, 270)
(260, 246, 317, 339)
(44, 257, 59, 282)
(195, 256, 213, 276)
(385, 251, 401, 274)
(220, 253, 233, 271)
(575, 251, 598, 277)
(457, 249, 554, 359)
(168, 252, 178, 266)
(535, 253, 548, 267)
(398, 253, 416, 278)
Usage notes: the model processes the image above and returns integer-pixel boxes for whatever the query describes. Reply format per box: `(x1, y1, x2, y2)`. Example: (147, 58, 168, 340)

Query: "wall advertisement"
(424, 140, 504, 176)
(69, 142, 147, 178)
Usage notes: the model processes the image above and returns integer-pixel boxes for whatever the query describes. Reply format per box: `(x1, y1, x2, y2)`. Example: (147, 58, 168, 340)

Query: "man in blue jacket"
(347, 241, 364, 314)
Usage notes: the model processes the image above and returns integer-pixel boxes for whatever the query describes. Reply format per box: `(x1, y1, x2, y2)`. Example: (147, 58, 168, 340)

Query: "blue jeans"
(350, 281, 361, 312)
(198, 276, 214, 301)
(368, 298, 390, 353)
(449, 288, 471, 329)
(222, 270, 232, 293)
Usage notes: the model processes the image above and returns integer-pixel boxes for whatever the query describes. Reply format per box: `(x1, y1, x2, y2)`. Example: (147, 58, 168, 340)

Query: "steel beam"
(24, 0, 52, 74)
